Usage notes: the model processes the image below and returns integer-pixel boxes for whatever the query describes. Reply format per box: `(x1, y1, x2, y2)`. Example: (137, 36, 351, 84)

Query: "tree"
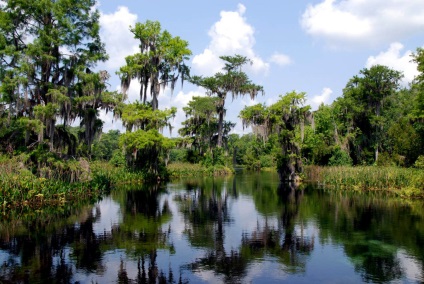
(240, 91, 311, 181)
(117, 102, 176, 177)
(190, 55, 263, 148)
(118, 20, 191, 110)
(0, 0, 119, 157)
(179, 96, 235, 162)
(115, 21, 191, 178)
(92, 130, 121, 161)
(341, 65, 403, 164)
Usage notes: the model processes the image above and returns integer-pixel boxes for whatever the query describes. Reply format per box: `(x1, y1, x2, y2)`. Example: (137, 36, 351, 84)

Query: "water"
(1, 172, 423, 283)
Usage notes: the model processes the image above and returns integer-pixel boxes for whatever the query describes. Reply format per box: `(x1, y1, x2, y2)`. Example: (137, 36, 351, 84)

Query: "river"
(0, 172, 423, 283)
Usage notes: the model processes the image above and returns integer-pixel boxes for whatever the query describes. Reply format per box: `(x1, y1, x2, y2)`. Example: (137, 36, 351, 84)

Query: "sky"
(95, 0, 424, 136)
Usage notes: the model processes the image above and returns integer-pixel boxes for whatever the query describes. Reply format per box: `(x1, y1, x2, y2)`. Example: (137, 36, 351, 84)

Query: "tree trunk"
(375, 144, 379, 164)
(217, 108, 224, 148)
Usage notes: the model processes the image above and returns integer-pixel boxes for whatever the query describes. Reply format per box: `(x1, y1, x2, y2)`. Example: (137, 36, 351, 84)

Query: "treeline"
(1, 0, 424, 184)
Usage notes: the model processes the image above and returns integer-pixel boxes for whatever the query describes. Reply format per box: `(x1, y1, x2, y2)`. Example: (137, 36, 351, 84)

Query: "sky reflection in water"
(0, 172, 423, 283)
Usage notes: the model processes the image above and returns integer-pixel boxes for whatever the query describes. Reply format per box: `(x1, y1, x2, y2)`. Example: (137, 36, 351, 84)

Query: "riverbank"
(0, 156, 142, 213)
(0, 157, 234, 213)
(305, 165, 424, 198)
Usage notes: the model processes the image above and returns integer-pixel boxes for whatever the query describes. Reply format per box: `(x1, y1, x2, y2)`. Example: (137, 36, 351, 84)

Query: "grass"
(0, 156, 147, 213)
(305, 165, 424, 198)
(167, 162, 233, 178)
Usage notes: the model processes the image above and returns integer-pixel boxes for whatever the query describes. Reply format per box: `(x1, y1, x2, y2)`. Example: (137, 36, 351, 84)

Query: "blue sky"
(95, 0, 424, 136)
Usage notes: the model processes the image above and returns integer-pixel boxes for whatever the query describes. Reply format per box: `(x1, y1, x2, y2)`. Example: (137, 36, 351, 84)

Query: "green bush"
(260, 154, 276, 168)
(414, 155, 424, 169)
(109, 149, 126, 167)
(169, 149, 188, 163)
(328, 147, 352, 166)
(202, 148, 225, 167)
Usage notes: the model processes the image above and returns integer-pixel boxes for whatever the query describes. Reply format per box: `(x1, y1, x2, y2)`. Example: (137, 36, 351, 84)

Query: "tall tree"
(342, 65, 403, 164)
(179, 96, 234, 160)
(0, 0, 118, 155)
(411, 47, 424, 120)
(116, 101, 176, 177)
(118, 20, 191, 110)
(240, 91, 311, 181)
(115, 20, 191, 178)
(191, 55, 263, 148)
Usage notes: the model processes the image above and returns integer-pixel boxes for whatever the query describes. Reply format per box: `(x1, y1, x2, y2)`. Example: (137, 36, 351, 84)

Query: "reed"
(167, 162, 233, 178)
(0, 156, 146, 212)
(305, 165, 424, 198)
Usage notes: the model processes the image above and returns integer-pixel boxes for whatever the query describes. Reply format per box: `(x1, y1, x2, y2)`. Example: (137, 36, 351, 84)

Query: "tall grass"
(0, 156, 145, 212)
(305, 166, 424, 198)
(167, 162, 233, 178)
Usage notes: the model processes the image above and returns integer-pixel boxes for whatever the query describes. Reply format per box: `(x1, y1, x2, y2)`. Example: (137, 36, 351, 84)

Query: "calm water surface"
(1, 172, 423, 283)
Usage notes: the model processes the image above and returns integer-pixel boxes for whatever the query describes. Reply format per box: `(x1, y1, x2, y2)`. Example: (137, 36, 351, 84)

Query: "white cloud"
(366, 42, 419, 84)
(159, 89, 206, 137)
(99, 109, 123, 133)
(269, 53, 292, 66)
(308, 87, 333, 110)
(99, 6, 139, 70)
(301, 0, 424, 47)
(192, 4, 269, 76)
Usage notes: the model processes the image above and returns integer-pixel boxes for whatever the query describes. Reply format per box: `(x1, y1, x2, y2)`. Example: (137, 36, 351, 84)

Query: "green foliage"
(337, 65, 403, 165)
(190, 55, 263, 147)
(414, 155, 424, 169)
(118, 101, 177, 132)
(179, 96, 235, 163)
(306, 166, 424, 198)
(169, 149, 188, 163)
(92, 130, 121, 161)
(202, 148, 225, 167)
(0, 0, 119, 156)
(118, 20, 191, 110)
(240, 91, 310, 179)
(109, 149, 126, 167)
(166, 162, 233, 177)
(0, 155, 102, 211)
(119, 129, 174, 178)
(328, 147, 352, 166)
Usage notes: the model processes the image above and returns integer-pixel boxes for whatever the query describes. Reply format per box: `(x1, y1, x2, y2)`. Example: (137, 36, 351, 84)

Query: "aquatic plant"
(167, 162, 233, 177)
(305, 166, 424, 198)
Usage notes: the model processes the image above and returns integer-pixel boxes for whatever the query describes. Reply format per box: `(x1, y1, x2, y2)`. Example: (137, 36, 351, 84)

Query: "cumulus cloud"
(308, 87, 333, 110)
(99, 6, 139, 70)
(192, 4, 269, 76)
(158, 89, 206, 137)
(366, 42, 419, 84)
(270, 53, 292, 66)
(301, 0, 424, 47)
(99, 109, 123, 133)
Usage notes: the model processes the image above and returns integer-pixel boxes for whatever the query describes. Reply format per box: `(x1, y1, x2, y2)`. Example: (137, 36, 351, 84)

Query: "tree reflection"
(70, 205, 105, 273)
(176, 178, 247, 282)
(0, 204, 101, 283)
(241, 182, 314, 274)
(0, 175, 423, 283)
(310, 189, 424, 282)
(0, 183, 176, 283)
(178, 177, 315, 282)
(108, 183, 176, 283)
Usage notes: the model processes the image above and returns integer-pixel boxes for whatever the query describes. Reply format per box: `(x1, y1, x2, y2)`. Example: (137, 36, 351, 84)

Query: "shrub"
(109, 149, 126, 167)
(414, 155, 424, 169)
(169, 149, 188, 163)
(328, 147, 352, 166)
